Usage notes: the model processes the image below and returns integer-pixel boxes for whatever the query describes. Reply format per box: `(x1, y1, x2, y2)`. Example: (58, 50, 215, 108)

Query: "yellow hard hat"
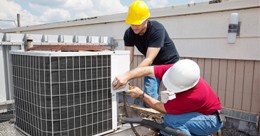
(126, 0, 150, 25)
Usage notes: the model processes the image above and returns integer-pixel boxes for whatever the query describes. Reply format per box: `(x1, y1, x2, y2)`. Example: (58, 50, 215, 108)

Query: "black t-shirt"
(124, 20, 179, 65)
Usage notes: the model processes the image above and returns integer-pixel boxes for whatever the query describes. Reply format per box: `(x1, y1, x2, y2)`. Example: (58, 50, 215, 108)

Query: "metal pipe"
(123, 92, 140, 136)
(122, 117, 187, 136)
(17, 14, 20, 27)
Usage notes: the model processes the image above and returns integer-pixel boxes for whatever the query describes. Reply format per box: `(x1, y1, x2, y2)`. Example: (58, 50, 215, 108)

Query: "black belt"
(211, 111, 219, 116)
(211, 110, 226, 122)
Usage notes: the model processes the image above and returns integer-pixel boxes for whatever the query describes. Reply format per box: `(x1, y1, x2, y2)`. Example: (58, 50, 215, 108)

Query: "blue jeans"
(162, 112, 223, 136)
(144, 76, 161, 107)
(144, 76, 161, 99)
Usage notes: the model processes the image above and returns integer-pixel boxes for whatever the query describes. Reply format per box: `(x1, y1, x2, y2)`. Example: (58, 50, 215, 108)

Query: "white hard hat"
(162, 59, 200, 93)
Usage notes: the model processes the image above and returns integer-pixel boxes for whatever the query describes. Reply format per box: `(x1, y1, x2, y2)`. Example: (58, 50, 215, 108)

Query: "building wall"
(1, 0, 259, 60)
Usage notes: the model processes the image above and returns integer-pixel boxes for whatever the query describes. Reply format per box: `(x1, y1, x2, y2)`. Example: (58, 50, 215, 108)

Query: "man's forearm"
(112, 65, 154, 90)
(137, 58, 153, 67)
(125, 66, 154, 81)
(142, 93, 167, 114)
(125, 46, 134, 65)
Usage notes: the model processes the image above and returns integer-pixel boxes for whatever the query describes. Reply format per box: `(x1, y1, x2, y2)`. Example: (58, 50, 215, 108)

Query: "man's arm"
(138, 47, 160, 67)
(125, 46, 134, 64)
(125, 86, 167, 114)
(113, 66, 154, 90)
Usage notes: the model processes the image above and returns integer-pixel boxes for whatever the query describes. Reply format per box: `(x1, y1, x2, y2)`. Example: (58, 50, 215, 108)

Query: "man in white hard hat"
(113, 59, 223, 136)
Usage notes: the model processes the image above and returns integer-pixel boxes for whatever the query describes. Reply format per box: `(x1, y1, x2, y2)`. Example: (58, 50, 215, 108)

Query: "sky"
(0, 0, 209, 29)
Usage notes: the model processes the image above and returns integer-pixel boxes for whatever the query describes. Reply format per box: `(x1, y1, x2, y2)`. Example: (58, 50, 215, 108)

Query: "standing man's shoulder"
(149, 20, 165, 29)
(124, 27, 133, 35)
(124, 27, 134, 41)
(124, 27, 135, 47)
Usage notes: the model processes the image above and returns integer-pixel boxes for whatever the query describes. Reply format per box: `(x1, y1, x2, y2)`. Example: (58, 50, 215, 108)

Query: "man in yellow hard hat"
(123, 0, 180, 106)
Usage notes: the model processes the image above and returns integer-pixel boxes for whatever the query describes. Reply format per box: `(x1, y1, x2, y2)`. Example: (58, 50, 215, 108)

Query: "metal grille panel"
(12, 53, 112, 136)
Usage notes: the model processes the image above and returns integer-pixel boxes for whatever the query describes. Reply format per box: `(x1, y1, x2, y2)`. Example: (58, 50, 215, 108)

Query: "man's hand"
(112, 75, 128, 90)
(126, 86, 167, 114)
(125, 86, 143, 98)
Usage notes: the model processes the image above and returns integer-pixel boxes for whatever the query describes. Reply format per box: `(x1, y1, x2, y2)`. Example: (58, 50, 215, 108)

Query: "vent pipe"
(17, 14, 20, 27)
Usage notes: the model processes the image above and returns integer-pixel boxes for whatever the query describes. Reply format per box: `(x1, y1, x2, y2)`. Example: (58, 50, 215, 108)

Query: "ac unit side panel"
(110, 51, 130, 130)
(110, 52, 130, 93)
(0, 46, 7, 103)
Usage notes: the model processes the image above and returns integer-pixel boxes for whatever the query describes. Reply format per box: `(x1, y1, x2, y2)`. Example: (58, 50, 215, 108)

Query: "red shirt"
(154, 64, 222, 115)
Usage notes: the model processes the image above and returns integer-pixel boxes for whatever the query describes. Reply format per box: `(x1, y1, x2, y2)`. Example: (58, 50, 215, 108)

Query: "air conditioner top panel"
(10, 50, 130, 56)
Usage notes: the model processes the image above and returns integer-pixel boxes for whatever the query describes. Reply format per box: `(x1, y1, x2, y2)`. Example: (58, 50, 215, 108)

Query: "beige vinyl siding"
(226, 60, 236, 108)
(252, 62, 260, 113)
(131, 55, 260, 114)
(234, 61, 245, 110)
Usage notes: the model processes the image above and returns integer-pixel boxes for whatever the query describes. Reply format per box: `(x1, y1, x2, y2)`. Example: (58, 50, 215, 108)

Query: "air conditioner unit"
(10, 50, 129, 136)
